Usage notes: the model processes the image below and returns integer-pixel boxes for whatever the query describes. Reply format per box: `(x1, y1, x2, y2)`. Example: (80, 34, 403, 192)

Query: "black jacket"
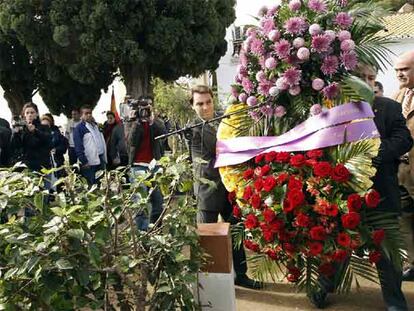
(372, 96, 413, 213)
(0, 118, 11, 166)
(128, 118, 166, 165)
(11, 119, 53, 171)
(50, 125, 68, 168)
(189, 116, 228, 212)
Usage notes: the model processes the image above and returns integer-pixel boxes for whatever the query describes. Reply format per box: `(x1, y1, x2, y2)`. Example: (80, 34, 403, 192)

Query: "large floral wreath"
(216, 0, 403, 295)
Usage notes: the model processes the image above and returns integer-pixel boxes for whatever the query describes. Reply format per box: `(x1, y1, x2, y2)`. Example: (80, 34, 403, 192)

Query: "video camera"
(11, 117, 27, 129)
(126, 96, 153, 121)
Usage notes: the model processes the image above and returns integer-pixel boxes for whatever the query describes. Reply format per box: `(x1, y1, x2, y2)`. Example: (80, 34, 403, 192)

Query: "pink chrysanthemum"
(340, 50, 358, 71)
(237, 64, 248, 77)
(284, 17, 308, 35)
(274, 105, 287, 118)
(283, 68, 302, 87)
(261, 17, 276, 35)
(288, 0, 301, 11)
(274, 39, 291, 59)
(311, 34, 331, 53)
(322, 83, 340, 99)
(334, 12, 353, 29)
(321, 55, 339, 75)
(239, 93, 248, 103)
(242, 78, 254, 94)
(261, 105, 274, 116)
(249, 110, 261, 121)
(310, 104, 322, 115)
(240, 50, 248, 67)
(258, 79, 274, 96)
(308, 0, 328, 12)
(267, 4, 280, 16)
(250, 38, 265, 55)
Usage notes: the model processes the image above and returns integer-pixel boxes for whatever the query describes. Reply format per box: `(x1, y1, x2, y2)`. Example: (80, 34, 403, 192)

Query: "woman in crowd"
(103, 111, 127, 170)
(40, 113, 68, 176)
(11, 102, 52, 172)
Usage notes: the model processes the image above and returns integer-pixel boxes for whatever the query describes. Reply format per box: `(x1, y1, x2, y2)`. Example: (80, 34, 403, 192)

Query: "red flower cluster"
(232, 150, 384, 283)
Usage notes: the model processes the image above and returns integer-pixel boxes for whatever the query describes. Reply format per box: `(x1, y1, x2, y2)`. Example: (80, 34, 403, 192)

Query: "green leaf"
(4, 267, 18, 280)
(67, 229, 85, 240)
(88, 243, 101, 268)
(340, 75, 374, 104)
(56, 259, 73, 270)
(50, 207, 65, 217)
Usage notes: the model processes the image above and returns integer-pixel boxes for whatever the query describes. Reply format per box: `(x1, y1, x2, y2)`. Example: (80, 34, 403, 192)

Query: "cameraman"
(128, 96, 166, 230)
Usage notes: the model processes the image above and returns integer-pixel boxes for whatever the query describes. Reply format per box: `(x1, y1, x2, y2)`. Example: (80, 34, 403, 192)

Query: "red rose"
(287, 189, 305, 208)
(278, 230, 289, 241)
(283, 199, 295, 213)
(290, 154, 306, 168)
(263, 229, 275, 242)
(269, 218, 284, 232)
(324, 203, 339, 217)
(337, 232, 351, 248)
(295, 213, 310, 227)
(331, 164, 350, 183)
(347, 194, 362, 212)
(309, 241, 324, 256)
(341, 212, 361, 229)
(243, 186, 253, 200)
(233, 205, 242, 219)
(276, 152, 291, 163)
(255, 154, 265, 164)
(372, 229, 385, 246)
(319, 263, 335, 276)
(263, 208, 276, 223)
(266, 249, 279, 260)
(369, 250, 382, 264)
(288, 176, 303, 190)
(313, 161, 333, 178)
(365, 190, 381, 208)
(276, 172, 289, 184)
(260, 164, 271, 176)
(310, 225, 327, 241)
(332, 249, 348, 262)
(243, 168, 255, 180)
(265, 151, 277, 163)
(306, 149, 324, 159)
(287, 274, 299, 283)
(263, 175, 277, 192)
(254, 178, 263, 192)
(350, 234, 361, 250)
(283, 243, 296, 256)
(251, 193, 262, 209)
(244, 240, 260, 252)
(245, 214, 259, 229)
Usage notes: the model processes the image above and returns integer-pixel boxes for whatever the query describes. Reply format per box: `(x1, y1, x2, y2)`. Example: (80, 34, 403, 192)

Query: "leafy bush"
(0, 155, 203, 310)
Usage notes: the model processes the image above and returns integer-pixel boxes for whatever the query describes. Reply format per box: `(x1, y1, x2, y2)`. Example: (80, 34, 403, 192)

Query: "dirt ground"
(236, 279, 414, 310)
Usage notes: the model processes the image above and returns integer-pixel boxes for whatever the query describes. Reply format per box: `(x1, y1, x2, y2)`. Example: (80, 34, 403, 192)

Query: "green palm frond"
(331, 140, 378, 192)
(231, 222, 245, 249)
(335, 255, 379, 294)
(339, 75, 374, 104)
(365, 211, 406, 270)
(356, 35, 395, 71)
(349, 1, 389, 31)
(296, 257, 320, 294)
(248, 253, 285, 283)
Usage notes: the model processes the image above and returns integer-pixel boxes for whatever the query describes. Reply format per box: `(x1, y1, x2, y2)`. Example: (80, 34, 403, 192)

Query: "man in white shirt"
(65, 108, 81, 165)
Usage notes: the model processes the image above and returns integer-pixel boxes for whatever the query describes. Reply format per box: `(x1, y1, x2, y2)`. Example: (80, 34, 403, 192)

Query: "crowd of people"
(1, 52, 414, 308)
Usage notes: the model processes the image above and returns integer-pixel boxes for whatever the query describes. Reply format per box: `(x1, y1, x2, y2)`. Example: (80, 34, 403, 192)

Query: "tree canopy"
(0, 0, 236, 116)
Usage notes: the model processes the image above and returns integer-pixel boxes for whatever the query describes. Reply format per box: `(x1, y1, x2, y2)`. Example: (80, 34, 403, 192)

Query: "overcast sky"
(0, 0, 277, 126)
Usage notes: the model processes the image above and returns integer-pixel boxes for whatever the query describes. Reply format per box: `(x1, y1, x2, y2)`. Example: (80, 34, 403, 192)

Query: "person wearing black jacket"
(188, 85, 263, 290)
(127, 96, 166, 230)
(311, 65, 412, 311)
(0, 118, 11, 167)
(40, 113, 68, 175)
(11, 103, 52, 172)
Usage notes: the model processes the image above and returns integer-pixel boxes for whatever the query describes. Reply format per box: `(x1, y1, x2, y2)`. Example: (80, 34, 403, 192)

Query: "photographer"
(10, 102, 52, 172)
(127, 96, 166, 230)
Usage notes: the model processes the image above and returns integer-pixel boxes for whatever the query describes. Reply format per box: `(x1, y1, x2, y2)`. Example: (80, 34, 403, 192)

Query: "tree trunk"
(121, 63, 153, 99)
(3, 89, 26, 118)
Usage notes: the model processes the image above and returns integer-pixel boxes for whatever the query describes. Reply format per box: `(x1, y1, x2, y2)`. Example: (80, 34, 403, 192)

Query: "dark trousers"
(197, 208, 248, 276)
(80, 155, 106, 185)
(68, 147, 77, 165)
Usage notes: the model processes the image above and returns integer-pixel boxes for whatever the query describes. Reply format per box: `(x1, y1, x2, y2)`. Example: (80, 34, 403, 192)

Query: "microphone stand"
(154, 102, 266, 140)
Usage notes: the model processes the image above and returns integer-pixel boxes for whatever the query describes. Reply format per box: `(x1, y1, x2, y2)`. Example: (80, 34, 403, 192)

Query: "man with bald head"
(393, 50, 414, 281)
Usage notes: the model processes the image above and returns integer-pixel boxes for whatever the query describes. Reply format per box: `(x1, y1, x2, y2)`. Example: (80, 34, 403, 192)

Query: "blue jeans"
(81, 155, 106, 185)
(130, 165, 164, 231)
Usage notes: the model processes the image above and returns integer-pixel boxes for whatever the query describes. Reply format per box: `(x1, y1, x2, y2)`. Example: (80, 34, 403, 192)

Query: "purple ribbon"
(215, 102, 379, 168)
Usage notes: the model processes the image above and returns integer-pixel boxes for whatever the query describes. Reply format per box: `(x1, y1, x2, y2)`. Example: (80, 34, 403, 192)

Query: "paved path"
(236, 279, 414, 310)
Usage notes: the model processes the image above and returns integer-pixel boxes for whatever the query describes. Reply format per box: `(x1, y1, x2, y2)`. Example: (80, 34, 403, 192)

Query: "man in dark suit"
(0, 117, 11, 167)
(188, 85, 262, 289)
(311, 64, 412, 311)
